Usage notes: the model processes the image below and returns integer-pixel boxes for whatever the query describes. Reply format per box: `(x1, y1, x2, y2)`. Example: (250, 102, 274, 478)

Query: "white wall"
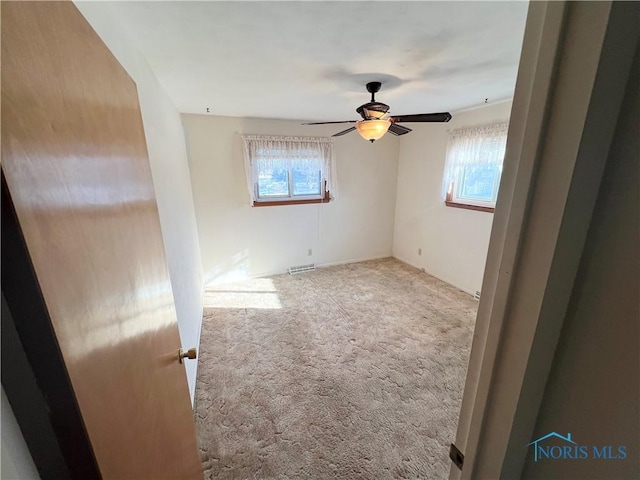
(522, 34, 639, 479)
(182, 115, 400, 285)
(74, 2, 204, 403)
(392, 101, 512, 295)
(1, 387, 40, 480)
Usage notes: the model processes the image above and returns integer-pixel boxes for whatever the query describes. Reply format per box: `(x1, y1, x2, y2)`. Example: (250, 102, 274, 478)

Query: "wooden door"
(1, 2, 202, 478)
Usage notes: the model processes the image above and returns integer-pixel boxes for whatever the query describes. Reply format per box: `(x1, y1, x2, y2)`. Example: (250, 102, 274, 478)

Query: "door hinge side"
(450, 443, 464, 470)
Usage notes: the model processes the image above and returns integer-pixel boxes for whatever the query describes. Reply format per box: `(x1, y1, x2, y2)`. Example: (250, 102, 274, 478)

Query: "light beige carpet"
(195, 258, 477, 479)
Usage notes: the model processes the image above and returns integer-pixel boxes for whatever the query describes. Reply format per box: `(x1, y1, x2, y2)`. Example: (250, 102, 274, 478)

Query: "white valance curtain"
(241, 134, 336, 204)
(441, 122, 509, 199)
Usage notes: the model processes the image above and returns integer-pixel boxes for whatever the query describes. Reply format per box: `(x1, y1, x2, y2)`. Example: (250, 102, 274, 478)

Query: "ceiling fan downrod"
(366, 81, 382, 103)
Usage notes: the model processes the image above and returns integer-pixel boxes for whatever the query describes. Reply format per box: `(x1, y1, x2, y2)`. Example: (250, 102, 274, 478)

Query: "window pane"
(257, 159, 289, 197)
(459, 164, 500, 202)
(292, 167, 321, 196)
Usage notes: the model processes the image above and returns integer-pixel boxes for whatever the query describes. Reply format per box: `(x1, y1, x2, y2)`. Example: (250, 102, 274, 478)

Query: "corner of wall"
(391, 101, 512, 295)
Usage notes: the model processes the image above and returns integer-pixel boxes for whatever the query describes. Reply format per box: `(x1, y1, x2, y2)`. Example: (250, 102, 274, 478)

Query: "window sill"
(253, 192, 331, 207)
(445, 200, 495, 213)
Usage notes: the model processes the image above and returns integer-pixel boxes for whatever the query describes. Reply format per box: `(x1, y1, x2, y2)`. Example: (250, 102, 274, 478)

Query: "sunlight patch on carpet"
(204, 278, 282, 309)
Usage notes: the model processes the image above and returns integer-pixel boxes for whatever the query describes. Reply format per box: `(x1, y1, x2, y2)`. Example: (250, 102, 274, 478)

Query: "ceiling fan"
(302, 81, 452, 142)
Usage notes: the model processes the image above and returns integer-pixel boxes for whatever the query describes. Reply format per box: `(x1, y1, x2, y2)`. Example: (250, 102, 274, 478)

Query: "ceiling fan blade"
(302, 120, 357, 125)
(388, 123, 412, 136)
(389, 112, 452, 123)
(332, 126, 356, 137)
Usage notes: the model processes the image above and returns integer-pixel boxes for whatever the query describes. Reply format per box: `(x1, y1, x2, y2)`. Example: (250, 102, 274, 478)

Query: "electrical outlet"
(418, 248, 422, 256)
(308, 248, 312, 256)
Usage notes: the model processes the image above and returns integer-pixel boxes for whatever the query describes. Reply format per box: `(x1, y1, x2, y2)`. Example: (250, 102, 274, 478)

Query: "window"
(242, 135, 336, 206)
(442, 122, 508, 212)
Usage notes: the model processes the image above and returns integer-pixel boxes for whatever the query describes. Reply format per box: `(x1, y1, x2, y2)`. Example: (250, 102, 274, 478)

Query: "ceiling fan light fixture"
(302, 82, 452, 139)
(356, 119, 391, 142)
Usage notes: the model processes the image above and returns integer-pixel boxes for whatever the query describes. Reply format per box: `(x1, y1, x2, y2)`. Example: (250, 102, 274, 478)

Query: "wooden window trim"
(444, 181, 495, 213)
(253, 189, 331, 207)
(445, 200, 495, 213)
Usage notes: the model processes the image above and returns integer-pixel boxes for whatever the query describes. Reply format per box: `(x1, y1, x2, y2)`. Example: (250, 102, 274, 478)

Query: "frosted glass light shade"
(355, 119, 391, 142)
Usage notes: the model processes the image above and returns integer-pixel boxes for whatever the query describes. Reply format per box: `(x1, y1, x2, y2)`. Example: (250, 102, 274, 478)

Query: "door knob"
(178, 347, 197, 363)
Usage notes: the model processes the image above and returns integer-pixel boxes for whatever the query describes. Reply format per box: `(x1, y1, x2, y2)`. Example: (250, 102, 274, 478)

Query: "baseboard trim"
(316, 254, 392, 269)
(250, 254, 393, 279)
(204, 254, 476, 299)
(391, 255, 477, 298)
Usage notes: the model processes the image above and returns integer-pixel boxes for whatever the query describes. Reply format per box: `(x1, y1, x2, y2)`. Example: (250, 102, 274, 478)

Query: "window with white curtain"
(242, 135, 336, 206)
(441, 122, 508, 211)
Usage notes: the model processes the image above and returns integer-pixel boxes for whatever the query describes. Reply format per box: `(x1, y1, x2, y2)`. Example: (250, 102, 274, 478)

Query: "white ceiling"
(108, 1, 529, 122)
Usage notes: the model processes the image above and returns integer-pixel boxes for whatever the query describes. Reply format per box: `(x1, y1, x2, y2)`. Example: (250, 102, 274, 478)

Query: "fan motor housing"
(356, 102, 390, 119)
